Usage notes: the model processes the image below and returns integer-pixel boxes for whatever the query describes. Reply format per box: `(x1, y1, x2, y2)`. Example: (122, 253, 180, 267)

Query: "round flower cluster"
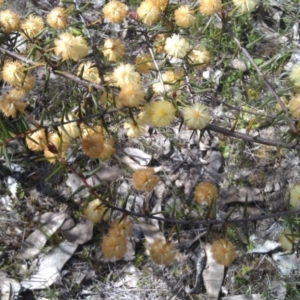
(102, 0, 127, 23)
(199, 0, 222, 16)
(211, 239, 236, 266)
(84, 199, 110, 223)
(194, 182, 218, 205)
(21, 15, 44, 39)
(232, 0, 257, 14)
(174, 5, 195, 28)
(47, 7, 68, 29)
(164, 34, 190, 58)
(150, 239, 175, 265)
(101, 216, 133, 261)
(77, 61, 100, 83)
(183, 103, 211, 130)
(132, 167, 160, 191)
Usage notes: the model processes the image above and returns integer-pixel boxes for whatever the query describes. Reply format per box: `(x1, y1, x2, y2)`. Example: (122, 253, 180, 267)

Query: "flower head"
(58, 114, 81, 139)
(152, 69, 184, 94)
(0, 89, 26, 118)
(0, 10, 20, 33)
(84, 199, 109, 223)
(124, 118, 145, 138)
(174, 5, 195, 28)
(135, 53, 154, 74)
(102, 38, 125, 61)
(47, 7, 68, 29)
(199, 0, 222, 16)
(26, 128, 47, 151)
(150, 0, 168, 11)
(81, 132, 104, 159)
(153, 33, 169, 54)
(150, 100, 176, 127)
(188, 46, 210, 69)
(21, 15, 44, 39)
(278, 229, 299, 251)
(109, 217, 133, 237)
(289, 63, 300, 88)
(137, 0, 161, 25)
(132, 167, 160, 191)
(77, 61, 100, 83)
(289, 184, 300, 208)
(112, 63, 140, 88)
(118, 83, 145, 107)
(233, 0, 257, 14)
(164, 34, 190, 58)
(183, 103, 211, 129)
(102, 0, 127, 23)
(101, 233, 127, 261)
(99, 137, 115, 160)
(44, 132, 70, 163)
(289, 94, 300, 119)
(211, 239, 236, 266)
(54, 32, 88, 61)
(150, 239, 175, 265)
(194, 182, 218, 205)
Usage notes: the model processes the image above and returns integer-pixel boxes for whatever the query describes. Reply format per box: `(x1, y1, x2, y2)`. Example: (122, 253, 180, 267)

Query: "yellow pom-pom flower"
(199, 0, 222, 16)
(124, 118, 145, 138)
(47, 7, 68, 29)
(289, 94, 300, 119)
(135, 53, 154, 74)
(194, 182, 218, 205)
(118, 83, 145, 107)
(102, 38, 125, 61)
(233, 0, 257, 14)
(211, 239, 236, 266)
(21, 15, 44, 39)
(150, 0, 168, 11)
(174, 5, 195, 28)
(81, 132, 104, 159)
(99, 137, 115, 160)
(137, 0, 161, 26)
(102, 0, 127, 23)
(101, 233, 127, 261)
(289, 63, 300, 88)
(150, 100, 176, 127)
(152, 69, 184, 94)
(278, 229, 299, 252)
(150, 239, 175, 265)
(183, 103, 211, 129)
(289, 184, 300, 208)
(109, 217, 133, 237)
(188, 46, 210, 69)
(26, 128, 47, 151)
(77, 61, 100, 83)
(164, 34, 190, 58)
(0, 10, 20, 33)
(54, 32, 88, 61)
(84, 199, 109, 223)
(2, 61, 25, 87)
(112, 63, 140, 88)
(0, 89, 27, 118)
(132, 167, 160, 191)
(58, 114, 81, 139)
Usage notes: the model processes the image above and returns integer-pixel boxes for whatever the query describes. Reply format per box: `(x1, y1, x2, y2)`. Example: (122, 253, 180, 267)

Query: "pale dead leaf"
(60, 218, 93, 245)
(18, 212, 69, 260)
(124, 147, 151, 166)
(202, 243, 224, 298)
(20, 241, 77, 290)
(0, 277, 21, 300)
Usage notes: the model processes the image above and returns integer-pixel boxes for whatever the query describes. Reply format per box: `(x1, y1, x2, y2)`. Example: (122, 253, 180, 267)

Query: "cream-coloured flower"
(137, 0, 161, 25)
(151, 0, 168, 11)
(109, 217, 133, 237)
(44, 132, 70, 163)
(152, 69, 184, 94)
(54, 32, 88, 61)
(84, 199, 109, 223)
(0, 89, 26, 118)
(0, 10, 20, 33)
(99, 137, 115, 160)
(153, 33, 168, 54)
(289, 63, 300, 87)
(150, 100, 176, 127)
(199, 0, 222, 16)
(150, 240, 175, 265)
(132, 168, 159, 191)
(211, 239, 236, 266)
(232, 0, 257, 14)
(26, 128, 47, 151)
(21, 15, 44, 39)
(102, 0, 127, 23)
(101, 233, 127, 261)
(77, 61, 100, 83)
(47, 7, 68, 29)
(112, 63, 140, 87)
(102, 38, 125, 61)
(118, 83, 145, 107)
(289, 94, 300, 119)
(290, 184, 300, 208)
(135, 53, 154, 74)
(278, 229, 299, 251)
(124, 118, 145, 138)
(58, 114, 81, 139)
(164, 34, 190, 58)
(174, 5, 195, 28)
(81, 132, 104, 159)
(183, 103, 211, 129)
(188, 46, 210, 69)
